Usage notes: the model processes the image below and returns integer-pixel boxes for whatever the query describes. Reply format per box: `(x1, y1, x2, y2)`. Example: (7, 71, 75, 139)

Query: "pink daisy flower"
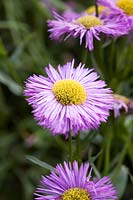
(35, 161, 117, 200)
(24, 60, 114, 137)
(48, 11, 129, 51)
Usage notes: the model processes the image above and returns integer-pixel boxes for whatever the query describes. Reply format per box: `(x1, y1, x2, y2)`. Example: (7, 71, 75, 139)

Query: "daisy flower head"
(98, 0, 133, 30)
(48, 11, 129, 51)
(24, 60, 114, 137)
(35, 160, 117, 200)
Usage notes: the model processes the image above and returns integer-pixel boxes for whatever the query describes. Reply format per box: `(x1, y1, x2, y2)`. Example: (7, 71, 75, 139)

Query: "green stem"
(104, 132, 112, 175)
(82, 48, 88, 64)
(68, 131, 73, 162)
(76, 132, 81, 163)
(95, 0, 99, 17)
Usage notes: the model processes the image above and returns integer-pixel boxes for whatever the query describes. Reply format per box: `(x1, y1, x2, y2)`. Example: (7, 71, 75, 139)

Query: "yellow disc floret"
(52, 79, 87, 105)
(75, 16, 103, 29)
(62, 188, 90, 200)
(86, 5, 107, 15)
(116, 0, 133, 15)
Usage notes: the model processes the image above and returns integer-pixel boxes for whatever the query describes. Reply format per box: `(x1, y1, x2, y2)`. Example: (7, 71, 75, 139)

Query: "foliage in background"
(0, 0, 132, 200)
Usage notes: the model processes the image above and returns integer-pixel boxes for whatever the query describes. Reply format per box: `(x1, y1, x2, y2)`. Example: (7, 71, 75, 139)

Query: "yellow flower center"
(52, 79, 87, 105)
(116, 0, 133, 15)
(62, 188, 90, 200)
(86, 5, 107, 15)
(75, 16, 103, 29)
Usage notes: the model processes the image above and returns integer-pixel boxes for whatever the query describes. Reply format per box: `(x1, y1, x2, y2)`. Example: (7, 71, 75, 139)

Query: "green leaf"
(0, 71, 22, 95)
(26, 155, 54, 171)
(112, 165, 128, 198)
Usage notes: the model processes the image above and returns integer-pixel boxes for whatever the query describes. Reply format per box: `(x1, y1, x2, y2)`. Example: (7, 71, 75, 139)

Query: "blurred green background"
(0, 0, 133, 199)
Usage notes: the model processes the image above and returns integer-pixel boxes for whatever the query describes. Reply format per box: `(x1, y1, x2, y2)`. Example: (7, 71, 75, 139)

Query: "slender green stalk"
(94, 0, 99, 17)
(104, 132, 112, 175)
(76, 132, 81, 163)
(68, 131, 73, 162)
(82, 48, 88, 64)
